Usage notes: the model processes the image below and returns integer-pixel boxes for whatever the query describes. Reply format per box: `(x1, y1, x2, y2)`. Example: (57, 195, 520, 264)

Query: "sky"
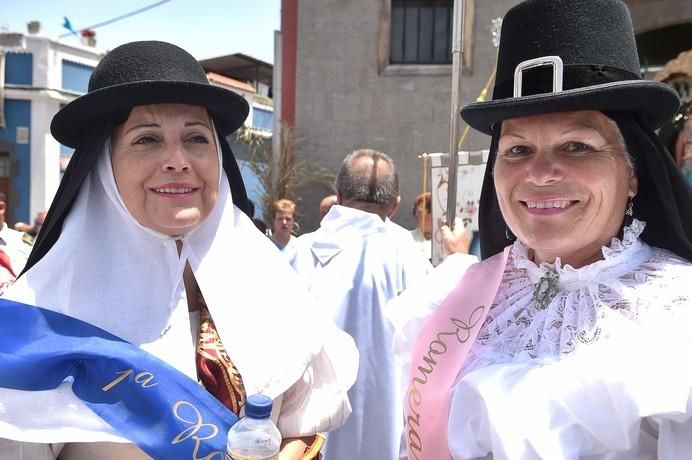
(0, 0, 281, 63)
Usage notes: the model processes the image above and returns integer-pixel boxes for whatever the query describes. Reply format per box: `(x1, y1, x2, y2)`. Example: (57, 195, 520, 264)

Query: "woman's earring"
(624, 197, 634, 226)
(505, 226, 515, 241)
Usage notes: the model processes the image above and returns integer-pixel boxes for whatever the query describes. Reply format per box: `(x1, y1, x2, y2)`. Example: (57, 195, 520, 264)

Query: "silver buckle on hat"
(513, 56, 564, 97)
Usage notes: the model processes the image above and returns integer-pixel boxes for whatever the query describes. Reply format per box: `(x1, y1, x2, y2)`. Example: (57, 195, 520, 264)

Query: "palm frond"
(235, 123, 335, 224)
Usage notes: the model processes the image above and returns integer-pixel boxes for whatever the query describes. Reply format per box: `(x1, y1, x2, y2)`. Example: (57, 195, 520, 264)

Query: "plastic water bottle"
(225, 394, 282, 460)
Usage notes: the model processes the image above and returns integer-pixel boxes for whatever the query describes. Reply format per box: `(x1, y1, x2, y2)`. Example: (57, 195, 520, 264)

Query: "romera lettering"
(428, 339, 448, 355)
(407, 428, 422, 459)
(407, 305, 485, 456)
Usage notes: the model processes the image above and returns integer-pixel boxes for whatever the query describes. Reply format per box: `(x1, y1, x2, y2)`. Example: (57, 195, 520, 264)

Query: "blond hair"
(271, 199, 297, 221)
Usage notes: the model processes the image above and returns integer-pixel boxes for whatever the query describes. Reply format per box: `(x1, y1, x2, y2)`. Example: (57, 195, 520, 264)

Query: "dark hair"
(247, 200, 256, 219)
(112, 109, 132, 128)
(336, 149, 399, 207)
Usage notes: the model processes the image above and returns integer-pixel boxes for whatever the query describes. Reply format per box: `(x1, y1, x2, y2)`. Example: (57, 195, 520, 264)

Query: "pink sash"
(406, 246, 510, 459)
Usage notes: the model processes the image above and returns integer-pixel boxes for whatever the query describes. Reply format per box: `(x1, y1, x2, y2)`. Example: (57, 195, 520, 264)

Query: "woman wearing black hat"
(0, 41, 357, 459)
(388, 1, 692, 459)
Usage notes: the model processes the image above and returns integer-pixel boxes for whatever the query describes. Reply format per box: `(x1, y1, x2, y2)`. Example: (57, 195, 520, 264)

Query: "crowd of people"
(0, 0, 690, 459)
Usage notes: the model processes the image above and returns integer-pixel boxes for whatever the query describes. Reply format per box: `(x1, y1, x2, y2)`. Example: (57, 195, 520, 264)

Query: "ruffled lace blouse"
(462, 219, 691, 376)
(388, 220, 692, 460)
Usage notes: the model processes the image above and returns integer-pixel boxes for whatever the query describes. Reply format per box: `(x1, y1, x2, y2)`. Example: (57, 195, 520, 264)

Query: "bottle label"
(225, 452, 278, 460)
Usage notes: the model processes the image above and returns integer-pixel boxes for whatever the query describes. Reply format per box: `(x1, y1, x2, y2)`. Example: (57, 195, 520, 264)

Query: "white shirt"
(289, 205, 429, 460)
(409, 227, 433, 262)
(389, 219, 692, 459)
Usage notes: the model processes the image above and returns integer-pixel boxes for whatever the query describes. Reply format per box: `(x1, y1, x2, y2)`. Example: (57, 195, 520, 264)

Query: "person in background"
(318, 194, 337, 220)
(14, 210, 47, 245)
(411, 193, 432, 241)
(410, 192, 472, 262)
(270, 198, 297, 251)
(288, 149, 429, 460)
(0, 192, 32, 293)
(410, 192, 433, 260)
(0, 40, 357, 460)
(388, 1, 692, 458)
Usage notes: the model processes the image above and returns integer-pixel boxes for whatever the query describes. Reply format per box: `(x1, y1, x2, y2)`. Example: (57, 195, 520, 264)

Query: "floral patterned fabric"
(195, 288, 246, 416)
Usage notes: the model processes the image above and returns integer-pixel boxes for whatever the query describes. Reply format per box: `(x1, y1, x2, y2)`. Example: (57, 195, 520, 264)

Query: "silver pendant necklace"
(532, 268, 559, 310)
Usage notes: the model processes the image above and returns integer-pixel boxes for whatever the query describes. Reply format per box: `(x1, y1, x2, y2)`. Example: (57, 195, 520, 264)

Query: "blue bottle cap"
(245, 394, 273, 419)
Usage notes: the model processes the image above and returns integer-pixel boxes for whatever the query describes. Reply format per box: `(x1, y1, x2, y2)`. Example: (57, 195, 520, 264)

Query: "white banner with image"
(429, 150, 488, 266)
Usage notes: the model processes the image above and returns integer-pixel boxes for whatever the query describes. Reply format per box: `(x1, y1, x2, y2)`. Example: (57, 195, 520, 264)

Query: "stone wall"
(625, 0, 692, 32)
(292, 0, 690, 232)
(293, 0, 521, 232)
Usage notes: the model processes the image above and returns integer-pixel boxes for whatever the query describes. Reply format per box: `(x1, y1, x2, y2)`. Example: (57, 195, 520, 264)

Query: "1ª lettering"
(102, 369, 158, 392)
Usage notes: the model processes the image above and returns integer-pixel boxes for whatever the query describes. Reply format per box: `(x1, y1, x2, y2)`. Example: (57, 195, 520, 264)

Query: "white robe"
(388, 219, 692, 459)
(288, 205, 429, 460)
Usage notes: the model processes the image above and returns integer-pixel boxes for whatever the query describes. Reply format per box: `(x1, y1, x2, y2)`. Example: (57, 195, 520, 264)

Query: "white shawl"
(0, 138, 357, 443)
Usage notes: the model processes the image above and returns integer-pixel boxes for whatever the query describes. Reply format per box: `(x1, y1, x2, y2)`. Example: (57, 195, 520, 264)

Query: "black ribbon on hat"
(493, 64, 642, 100)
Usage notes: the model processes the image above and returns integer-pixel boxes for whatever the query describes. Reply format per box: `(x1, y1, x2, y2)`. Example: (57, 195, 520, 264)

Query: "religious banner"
(429, 150, 488, 266)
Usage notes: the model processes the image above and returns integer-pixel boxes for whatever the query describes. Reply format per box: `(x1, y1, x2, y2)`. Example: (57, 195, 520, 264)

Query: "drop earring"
(505, 226, 515, 241)
(624, 197, 634, 227)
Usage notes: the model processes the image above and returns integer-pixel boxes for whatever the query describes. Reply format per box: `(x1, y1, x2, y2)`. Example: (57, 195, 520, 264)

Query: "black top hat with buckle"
(469, 0, 692, 262)
(461, 0, 680, 134)
(51, 41, 249, 148)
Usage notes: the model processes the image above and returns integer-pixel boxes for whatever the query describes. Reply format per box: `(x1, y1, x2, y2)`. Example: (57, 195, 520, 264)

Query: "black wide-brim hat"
(461, 0, 680, 134)
(51, 41, 249, 148)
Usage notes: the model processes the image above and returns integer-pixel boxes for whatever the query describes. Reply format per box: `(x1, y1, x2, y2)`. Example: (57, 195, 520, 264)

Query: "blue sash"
(0, 299, 238, 459)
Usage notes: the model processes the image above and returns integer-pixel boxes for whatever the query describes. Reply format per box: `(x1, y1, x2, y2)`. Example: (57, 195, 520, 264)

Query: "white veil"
(0, 136, 356, 443)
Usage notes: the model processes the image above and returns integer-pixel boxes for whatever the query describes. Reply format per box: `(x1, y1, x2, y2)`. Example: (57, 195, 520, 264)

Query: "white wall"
(23, 35, 102, 219)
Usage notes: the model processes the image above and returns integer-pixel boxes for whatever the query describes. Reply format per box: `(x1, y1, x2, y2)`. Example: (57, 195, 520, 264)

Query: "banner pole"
(446, 0, 465, 230)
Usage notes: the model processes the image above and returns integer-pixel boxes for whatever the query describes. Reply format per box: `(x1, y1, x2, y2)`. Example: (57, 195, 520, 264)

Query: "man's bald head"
(335, 149, 400, 219)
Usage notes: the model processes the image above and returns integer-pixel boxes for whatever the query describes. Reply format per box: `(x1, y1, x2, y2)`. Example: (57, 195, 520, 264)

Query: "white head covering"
(0, 132, 349, 443)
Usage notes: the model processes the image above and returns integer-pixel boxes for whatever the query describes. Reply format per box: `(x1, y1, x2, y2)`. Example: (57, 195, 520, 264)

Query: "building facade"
(0, 29, 273, 225)
(201, 53, 276, 219)
(0, 30, 102, 224)
(282, 0, 691, 232)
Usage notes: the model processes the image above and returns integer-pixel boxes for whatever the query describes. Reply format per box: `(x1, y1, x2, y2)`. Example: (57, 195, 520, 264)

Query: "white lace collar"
(461, 217, 692, 375)
(512, 219, 647, 289)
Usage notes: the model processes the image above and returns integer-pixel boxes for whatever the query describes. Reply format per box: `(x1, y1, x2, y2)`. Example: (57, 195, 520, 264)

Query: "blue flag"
(62, 17, 77, 35)
(0, 299, 238, 459)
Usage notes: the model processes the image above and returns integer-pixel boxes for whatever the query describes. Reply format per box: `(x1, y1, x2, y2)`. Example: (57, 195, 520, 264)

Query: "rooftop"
(206, 72, 256, 94)
(200, 53, 273, 89)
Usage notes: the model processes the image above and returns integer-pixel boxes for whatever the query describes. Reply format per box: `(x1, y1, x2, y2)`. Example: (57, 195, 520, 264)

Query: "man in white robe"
(288, 149, 429, 459)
